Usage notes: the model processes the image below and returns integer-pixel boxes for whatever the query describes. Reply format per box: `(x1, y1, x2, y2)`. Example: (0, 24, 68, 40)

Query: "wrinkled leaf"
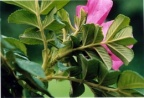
(82, 24, 103, 45)
(20, 28, 54, 45)
(4, 37, 27, 55)
(75, 9, 87, 29)
(3, 1, 36, 14)
(101, 70, 120, 86)
(106, 14, 130, 41)
(40, 0, 70, 15)
(19, 28, 43, 45)
(8, 9, 38, 27)
(118, 70, 144, 89)
(42, 8, 65, 31)
(58, 9, 75, 31)
(107, 43, 134, 65)
(15, 58, 45, 78)
(109, 26, 137, 45)
(94, 46, 112, 70)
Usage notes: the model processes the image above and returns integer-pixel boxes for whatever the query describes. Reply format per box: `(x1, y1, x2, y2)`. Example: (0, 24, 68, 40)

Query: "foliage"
(1, 0, 144, 97)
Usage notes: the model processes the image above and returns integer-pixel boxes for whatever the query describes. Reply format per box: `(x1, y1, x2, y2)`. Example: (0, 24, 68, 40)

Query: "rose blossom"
(76, 0, 132, 70)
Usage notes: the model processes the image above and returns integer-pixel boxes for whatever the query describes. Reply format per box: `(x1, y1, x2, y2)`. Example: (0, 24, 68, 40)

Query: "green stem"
(41, 76, 118, 92)
(50, 43, 102, 66)
(118, 90, 133, 96)
(62, 28, 67, 42)
(35, 0, 48, 71)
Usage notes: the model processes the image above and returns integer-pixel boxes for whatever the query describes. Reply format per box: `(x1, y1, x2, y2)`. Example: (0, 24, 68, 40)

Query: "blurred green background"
(1, 0, 143, 97)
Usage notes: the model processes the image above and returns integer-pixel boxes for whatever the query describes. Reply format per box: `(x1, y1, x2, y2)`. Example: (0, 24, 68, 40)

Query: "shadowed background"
(1, 0, 143, 97)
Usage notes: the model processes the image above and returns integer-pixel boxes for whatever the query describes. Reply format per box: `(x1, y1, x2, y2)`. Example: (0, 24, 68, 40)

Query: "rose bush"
(76, 0, 134, 70)
(1, 0, 144, 97)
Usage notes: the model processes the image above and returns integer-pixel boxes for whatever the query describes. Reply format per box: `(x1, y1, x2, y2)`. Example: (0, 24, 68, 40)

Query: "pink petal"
(128, 45, 133, 48)
(101, 20, 113, 40)
(102, 44, 123, 70)
(86, 0, 113, 25)
(112, 60, 123, 70)
(76, 5, 88, 17)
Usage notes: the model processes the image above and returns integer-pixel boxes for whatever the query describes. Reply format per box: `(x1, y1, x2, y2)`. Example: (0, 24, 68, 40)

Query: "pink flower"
(76, 0, 113, 25)
(76, 0, 131, 70)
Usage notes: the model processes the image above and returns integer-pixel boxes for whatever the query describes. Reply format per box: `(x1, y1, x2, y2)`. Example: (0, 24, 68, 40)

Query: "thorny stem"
(35, 0, 48, 71)
(41, 76, 118, 93)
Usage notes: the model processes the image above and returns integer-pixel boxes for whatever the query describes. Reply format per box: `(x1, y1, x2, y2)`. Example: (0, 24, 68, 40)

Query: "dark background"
(1, 0, 143, 76)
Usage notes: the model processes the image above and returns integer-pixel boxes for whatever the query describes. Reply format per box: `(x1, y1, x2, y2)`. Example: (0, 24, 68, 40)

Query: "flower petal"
(112, 60, 123, 70)
(86, 0, 113, 25)
(101, 20, 113, 40)
(76, 5, 88, 17)
(102, 44, 123, 70)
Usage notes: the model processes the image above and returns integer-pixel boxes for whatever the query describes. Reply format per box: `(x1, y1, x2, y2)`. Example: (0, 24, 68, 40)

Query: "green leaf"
(19, 28, 43, 45)
(118, 89, 144, 97)
(70, 81, 85, 97)
(94, 46, 112, 70)
(15, 58, 45, 78)
(54, 38, 65, 48)
(78, 54, 88, 80)
(1, 36, 15, 50)
(106, 14, 130, 41)
(89, 86, 107, 97)
(31, 76, 46, 91)
(58, 41, 73, 56)
(23, 74, 53, 97)
(57, 62, 70, 72)
(19, 28, 54, 45)
(107, 43, 134, 65)
(82, 24, 103, 45)
(4, 37, 27, 55)
(134, 88, 144, 96)
(58, 9, 75, 31)
(84, 50, 112, 79)
(23, 89, 44, 97)
(40, 0, 70, 15)
(8, 9, 38, 27)
(6, 51, 16, 70)
(108, 26, 137, 45)
(101, 70, 121, 86)
(75, 9, 87, 29)
(68, 57, 82, 77)
(42, 8, 65, 31)
(3, 1, 36, 14)
(78, 54, 99, 80)
(118, 70, 144, 89)
(85, 59, 99, 80)
(97, 62, 109, 83)
(70, 36, 81, 48)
